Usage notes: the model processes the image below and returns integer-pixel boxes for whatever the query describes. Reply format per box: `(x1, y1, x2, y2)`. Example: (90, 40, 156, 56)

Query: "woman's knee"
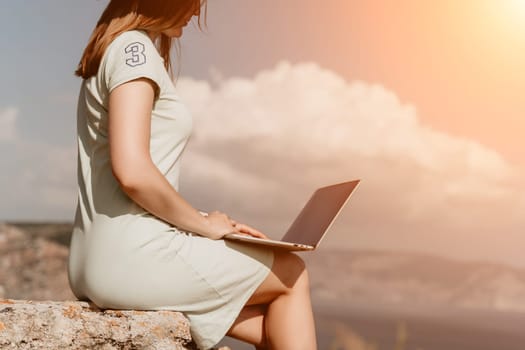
(272, 251, 308, 290)
(248, 252, 309, 305)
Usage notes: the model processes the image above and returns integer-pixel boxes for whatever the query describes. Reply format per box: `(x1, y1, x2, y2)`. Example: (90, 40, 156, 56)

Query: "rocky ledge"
(0, 299, 197, 349)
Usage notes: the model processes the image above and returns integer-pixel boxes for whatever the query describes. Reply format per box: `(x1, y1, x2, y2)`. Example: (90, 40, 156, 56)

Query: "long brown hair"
(75, 0, 207, 80)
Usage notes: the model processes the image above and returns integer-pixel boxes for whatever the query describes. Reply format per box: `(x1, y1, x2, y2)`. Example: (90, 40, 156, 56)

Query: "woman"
(67, 1, 317, 349)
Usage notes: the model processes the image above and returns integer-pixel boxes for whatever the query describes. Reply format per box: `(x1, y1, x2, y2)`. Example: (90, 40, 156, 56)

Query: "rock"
(0, 299, 196, 349)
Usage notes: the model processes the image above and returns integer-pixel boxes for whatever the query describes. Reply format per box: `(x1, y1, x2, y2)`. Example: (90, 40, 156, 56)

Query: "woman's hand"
(230, 219, 269, 239)
(200, 211, 269, 240)
(203, 211, 240, 240)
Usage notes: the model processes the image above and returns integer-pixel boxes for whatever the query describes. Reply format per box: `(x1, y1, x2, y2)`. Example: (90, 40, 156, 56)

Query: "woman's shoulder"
(100, 29, 166, 95)
(107, 30, 156, 54)
(102, 29, 163, 71)
(113, 29, 150, 42)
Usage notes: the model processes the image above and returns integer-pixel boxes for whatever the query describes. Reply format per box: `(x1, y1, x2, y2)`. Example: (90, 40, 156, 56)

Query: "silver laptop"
(224, 179, 360, 251)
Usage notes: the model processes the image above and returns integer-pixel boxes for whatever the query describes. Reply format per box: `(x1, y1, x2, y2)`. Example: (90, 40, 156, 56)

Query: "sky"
(1, 0, 524, 267)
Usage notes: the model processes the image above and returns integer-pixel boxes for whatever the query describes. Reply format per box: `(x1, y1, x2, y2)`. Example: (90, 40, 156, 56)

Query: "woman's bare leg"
(227, 251, 317, 350)
(226, 304, 267, 348)
(260, 252, 317, 350)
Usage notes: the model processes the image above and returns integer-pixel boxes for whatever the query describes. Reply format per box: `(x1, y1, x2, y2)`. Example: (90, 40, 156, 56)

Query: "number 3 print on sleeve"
(124, 42, 147, 67)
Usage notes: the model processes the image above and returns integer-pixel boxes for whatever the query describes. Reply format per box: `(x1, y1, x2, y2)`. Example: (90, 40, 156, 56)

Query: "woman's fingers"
(205, 212, 269, 240)
(233, 223, 268, 239)
(203, 211, 268, 239)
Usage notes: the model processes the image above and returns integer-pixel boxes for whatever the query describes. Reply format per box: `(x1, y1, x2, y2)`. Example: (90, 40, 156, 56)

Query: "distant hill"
(4, 221, 73, 245)
(0, 222, 75, 300)
(304, 249, 525, 313)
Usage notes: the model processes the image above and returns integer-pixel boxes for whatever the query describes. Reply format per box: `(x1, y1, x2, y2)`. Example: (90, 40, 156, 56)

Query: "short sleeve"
(102, 31, 164, 95)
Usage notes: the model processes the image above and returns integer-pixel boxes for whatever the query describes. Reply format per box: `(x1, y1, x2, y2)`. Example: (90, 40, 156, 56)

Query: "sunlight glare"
(501, 0, 525, 29)
(479, 0, 525, 46)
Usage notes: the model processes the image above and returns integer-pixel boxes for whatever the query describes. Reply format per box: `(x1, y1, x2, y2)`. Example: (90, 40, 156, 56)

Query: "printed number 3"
(125, 42, 146, 67)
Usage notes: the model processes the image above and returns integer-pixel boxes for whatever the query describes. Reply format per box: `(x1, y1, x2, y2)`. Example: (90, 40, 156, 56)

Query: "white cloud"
(179, 61, 512, 180)
(0, 107, 18, 142)
(175, 61, 525, 266)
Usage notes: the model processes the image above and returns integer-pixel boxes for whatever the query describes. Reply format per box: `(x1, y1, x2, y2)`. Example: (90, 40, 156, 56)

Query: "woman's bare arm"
(108, 77, 238, 239)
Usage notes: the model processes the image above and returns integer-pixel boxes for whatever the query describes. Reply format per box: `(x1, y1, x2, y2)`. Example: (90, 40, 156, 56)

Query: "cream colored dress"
(67, 30, 274, 350)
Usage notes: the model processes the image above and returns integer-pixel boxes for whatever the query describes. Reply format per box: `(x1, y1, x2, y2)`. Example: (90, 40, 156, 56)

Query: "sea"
(218, 299, 525, 350)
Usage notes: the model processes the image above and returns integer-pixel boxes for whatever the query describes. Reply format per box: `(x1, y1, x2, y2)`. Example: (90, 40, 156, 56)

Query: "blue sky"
(2, 2, 100, 146)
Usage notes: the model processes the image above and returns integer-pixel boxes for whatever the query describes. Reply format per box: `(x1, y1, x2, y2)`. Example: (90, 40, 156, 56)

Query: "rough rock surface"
(0, 299, 196, 349)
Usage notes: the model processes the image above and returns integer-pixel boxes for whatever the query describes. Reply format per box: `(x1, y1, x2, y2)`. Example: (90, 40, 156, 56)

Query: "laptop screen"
(281, 180, 360, 247)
